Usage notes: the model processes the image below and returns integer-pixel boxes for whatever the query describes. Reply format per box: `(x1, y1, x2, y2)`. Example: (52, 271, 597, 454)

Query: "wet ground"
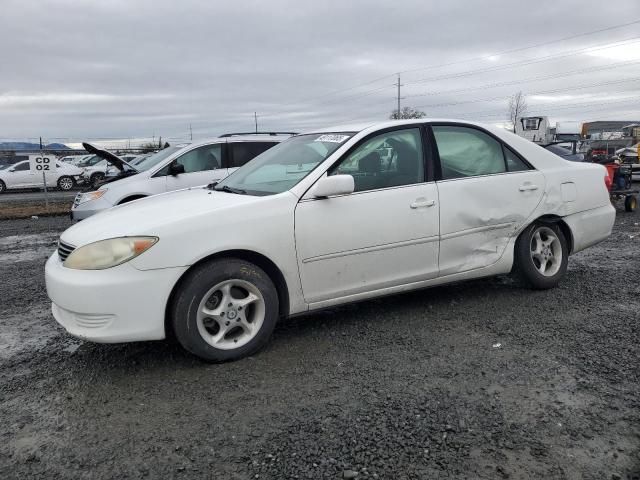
(0, 212, 638, 479)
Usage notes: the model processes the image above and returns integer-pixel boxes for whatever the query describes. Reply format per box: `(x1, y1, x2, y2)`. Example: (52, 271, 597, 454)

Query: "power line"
(249, 20, 640, 123)
(397, 18, 640, 76)
(405, 36, 640, 86)
(404, 59, 640, 98)
(410, 78, 640, 110)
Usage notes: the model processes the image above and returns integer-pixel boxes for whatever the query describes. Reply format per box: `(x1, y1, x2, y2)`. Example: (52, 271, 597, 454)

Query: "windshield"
(215, 133, 353, 196)
(79, 155, 101, 167)
(134, 146, 183, 172)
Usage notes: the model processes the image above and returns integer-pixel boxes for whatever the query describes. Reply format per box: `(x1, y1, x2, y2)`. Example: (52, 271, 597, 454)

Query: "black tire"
(624, 195, 637, 212)
(90, 173, 105, 188)
(0, 180, 5, 194)
(513, 222, 568, 290)
(118, 195, 146, 205)
(170, 258, 279, 362)
(57, 175, 75, 191)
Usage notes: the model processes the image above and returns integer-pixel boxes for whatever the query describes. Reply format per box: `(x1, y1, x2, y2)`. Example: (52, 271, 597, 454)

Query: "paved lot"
(0, 190, 78, 203)
(0, 212, 638, 479)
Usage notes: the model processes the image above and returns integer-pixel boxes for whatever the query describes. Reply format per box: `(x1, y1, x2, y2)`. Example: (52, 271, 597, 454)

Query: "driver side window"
(329, 128, 424, 192)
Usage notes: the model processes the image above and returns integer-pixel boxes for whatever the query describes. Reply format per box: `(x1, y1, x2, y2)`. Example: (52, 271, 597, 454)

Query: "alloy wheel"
(529, 226, 562, 277)
(59, 177, 74, 190)
(196, 279, 266, 350)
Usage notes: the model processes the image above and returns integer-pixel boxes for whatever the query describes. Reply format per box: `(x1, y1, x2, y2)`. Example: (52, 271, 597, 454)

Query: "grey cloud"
(1, 0, 639, 143)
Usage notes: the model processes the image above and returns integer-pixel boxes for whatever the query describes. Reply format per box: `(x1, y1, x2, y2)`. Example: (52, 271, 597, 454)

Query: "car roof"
(183, 135, 288, 149)
(303, 118, 495, 135)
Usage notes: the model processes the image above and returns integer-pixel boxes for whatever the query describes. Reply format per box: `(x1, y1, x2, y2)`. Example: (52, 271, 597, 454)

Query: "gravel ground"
(0, 212, 638, 479)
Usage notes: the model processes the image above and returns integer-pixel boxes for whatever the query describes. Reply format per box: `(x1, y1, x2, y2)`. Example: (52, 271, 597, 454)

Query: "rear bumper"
(564, 204, 616, 254)
(45, 252, 187, 343)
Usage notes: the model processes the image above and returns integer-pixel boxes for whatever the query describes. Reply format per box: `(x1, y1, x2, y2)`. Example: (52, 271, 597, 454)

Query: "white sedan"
(0, 160, 83, 193)
(45, 120, 615, 362)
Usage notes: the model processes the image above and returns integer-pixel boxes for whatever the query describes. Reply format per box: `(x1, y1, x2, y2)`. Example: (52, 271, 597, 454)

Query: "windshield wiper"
(214, 185, 247, 195)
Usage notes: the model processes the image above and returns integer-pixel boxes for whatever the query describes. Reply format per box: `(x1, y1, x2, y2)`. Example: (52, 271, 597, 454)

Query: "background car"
(70, 132, 294, 220)
(543, 144, 584, 162)
(47, 119, 615, 362)
(0, 160, 83, 193)
(79, 158, 112, 188)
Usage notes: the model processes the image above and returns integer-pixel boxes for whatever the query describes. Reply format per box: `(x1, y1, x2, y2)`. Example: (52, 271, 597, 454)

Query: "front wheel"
(625, 195, 637, 212)
(514, 222, 568, 290)
(0, 180, 5, 193)
(57, 176, 75, 191)
(90, 173, 105, 188)
(170, 258, 279, 362)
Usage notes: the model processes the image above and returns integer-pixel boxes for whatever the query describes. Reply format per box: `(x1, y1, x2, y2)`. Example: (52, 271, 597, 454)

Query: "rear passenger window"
(432, 126, 506, 179)
(503, 146, 530, 172)
(228, 142, 276, 168)
(175, 144, 222, 173)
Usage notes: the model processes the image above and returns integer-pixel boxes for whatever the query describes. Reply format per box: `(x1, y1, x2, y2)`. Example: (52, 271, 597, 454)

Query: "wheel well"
(118, 195, 146, 205)
(529, 215, 574, 254)
(164, 250, 290, 338)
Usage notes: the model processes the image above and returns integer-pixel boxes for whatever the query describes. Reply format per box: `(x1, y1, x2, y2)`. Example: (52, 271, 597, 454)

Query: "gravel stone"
(0, 211, 639, 479)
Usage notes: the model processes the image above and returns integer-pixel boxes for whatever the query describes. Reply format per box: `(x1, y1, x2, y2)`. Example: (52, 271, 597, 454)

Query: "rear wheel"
(57, 176, 74, 191)
(0, 180, 5, 193)
(514, 222, 568, 289)
(624, 195, 637, 212)
(170, 258, 279, 362)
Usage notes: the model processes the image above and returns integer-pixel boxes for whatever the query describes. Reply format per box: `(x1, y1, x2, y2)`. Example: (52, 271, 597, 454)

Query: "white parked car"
(80, 159, 112, 188)
(70, 134, 290, 220)
(0, 160, 83, 192)
(46, 120, 615, 362)
(59, 155, 92, 165)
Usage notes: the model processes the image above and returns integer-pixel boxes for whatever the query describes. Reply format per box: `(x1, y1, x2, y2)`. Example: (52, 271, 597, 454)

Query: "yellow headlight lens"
(63, 237, 158, 270)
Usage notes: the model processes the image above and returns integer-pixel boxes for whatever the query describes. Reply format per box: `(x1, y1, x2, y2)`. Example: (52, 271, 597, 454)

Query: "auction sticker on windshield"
(315, 134, 350, 143)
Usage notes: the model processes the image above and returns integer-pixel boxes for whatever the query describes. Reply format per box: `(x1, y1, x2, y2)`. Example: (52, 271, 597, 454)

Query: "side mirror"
(8, 168, 15, 172)
(312, 174, 355, 198)
(168, 162, 185, 176)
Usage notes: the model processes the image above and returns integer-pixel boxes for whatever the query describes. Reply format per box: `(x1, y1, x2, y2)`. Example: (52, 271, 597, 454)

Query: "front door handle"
(519, 184, 539, 192)
(410, 198, 436, 209)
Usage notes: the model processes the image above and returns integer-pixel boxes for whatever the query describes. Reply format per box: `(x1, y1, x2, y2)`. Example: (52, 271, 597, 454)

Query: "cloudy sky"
(1, 0, 639, 146)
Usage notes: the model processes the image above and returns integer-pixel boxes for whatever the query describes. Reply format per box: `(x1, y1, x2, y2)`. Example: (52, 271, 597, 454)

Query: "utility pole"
(396, 74, 402, 118)
(189, 124, 193, 141)
(254, 112, 258, 133)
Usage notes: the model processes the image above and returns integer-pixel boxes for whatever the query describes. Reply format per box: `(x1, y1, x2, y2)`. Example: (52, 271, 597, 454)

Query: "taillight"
(604, 171, 612, 191)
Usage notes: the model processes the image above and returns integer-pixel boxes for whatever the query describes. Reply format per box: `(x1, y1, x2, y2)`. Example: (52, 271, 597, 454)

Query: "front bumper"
(70, 194, 113, 220)
(45, 252, 187, 343)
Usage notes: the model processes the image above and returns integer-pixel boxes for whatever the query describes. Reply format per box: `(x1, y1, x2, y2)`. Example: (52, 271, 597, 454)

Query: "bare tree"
(507, 91, 528, 133)
(390, 106, 427, 120)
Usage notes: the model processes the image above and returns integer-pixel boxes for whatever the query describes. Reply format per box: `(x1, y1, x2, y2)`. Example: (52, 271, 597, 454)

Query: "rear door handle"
(519, 184, 539, 192)
(410, 199, 436, 209)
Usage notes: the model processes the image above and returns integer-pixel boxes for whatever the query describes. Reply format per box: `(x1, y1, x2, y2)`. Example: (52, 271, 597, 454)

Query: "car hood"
(60, 188, 269, 247)
(82, 142, 138, 173)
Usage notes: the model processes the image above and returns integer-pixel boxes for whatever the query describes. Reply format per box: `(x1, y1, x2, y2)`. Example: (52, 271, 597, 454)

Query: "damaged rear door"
(430, 124, 545, 276)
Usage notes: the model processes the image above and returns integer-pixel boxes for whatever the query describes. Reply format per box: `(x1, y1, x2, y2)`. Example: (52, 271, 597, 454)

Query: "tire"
(90, 173, 105, 188)
(624, 195, 637, 212)
(118, 195, 146, 205)
(57, 176, 75, 191)
(513, 222, 568, 290)
(0, 180, 5, 194)
(170, 258, 279, 362)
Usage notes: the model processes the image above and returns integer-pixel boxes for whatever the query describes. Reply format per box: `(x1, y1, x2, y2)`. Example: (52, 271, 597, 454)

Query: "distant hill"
(0, 142, 72, 151)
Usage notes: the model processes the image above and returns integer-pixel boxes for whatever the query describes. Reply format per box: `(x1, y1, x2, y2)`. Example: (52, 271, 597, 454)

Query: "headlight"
(76, 189, 107, 205)
(64, 237, 158, 270)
